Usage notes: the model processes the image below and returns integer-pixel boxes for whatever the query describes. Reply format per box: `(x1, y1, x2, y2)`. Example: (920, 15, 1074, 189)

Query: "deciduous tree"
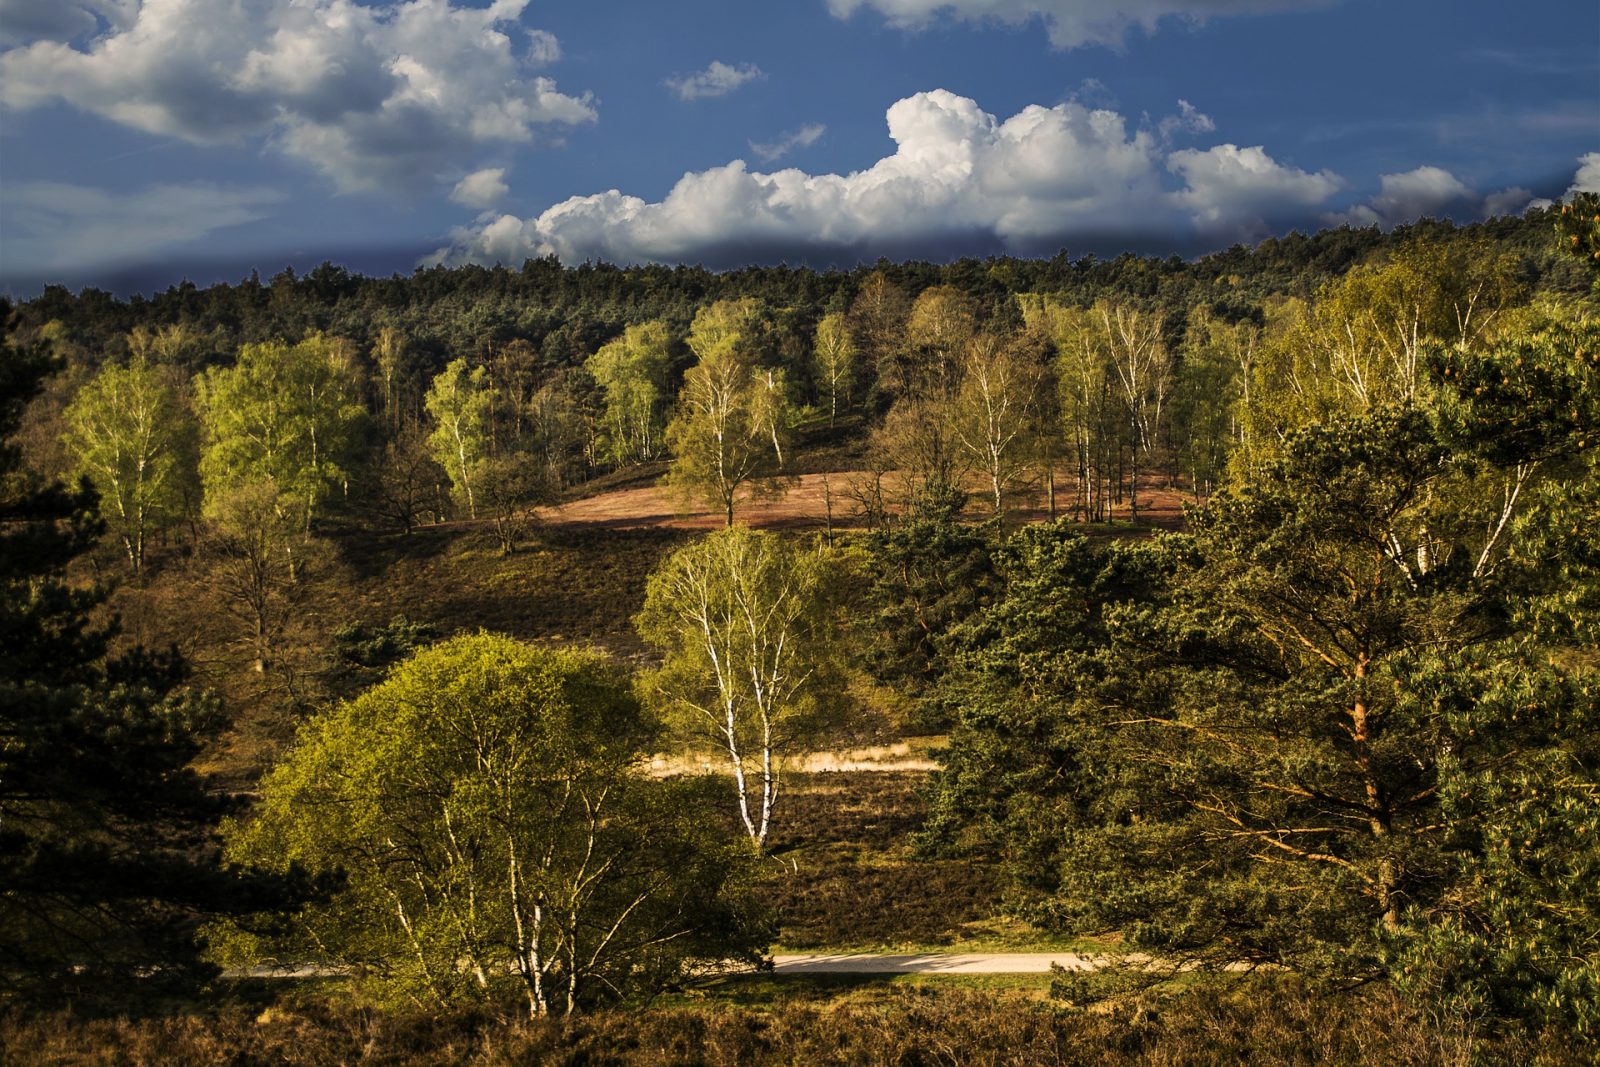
(425, 358, 492, 519)
(930, 334, 1599, 1036)
(812, 312, 857, 428)
(61, 356, 197, 574)
(587, 321, 671, 465)
(1, 313, 285, 1006)
(952, 333, 1040, 519)
(664, 300, 791, 527)
(636, 530, 849, 848)
(197, 334, 364, 530)
(219, 634, 765, 1017)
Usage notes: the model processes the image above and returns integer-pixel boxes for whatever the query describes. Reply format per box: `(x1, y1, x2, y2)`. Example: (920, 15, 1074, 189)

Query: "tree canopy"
(220, 633, 767, 1016)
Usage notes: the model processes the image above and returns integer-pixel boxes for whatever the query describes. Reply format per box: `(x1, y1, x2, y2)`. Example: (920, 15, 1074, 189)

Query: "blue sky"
(1, 0, 1595, 295)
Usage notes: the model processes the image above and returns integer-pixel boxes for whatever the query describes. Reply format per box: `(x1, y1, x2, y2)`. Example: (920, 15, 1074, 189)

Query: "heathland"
(2, 203, 1597, 1063)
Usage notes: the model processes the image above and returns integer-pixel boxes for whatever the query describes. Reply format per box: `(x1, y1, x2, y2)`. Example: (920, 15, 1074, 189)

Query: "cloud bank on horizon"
(427, 89, 1579, 272)
(825, 0, 1339, 50)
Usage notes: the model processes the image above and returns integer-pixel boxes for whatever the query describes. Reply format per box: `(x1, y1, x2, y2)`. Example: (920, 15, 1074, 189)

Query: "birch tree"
(1021, 296, 1118, 522)
(904, 285, 975, 399)
(62, 356, 196, 574)
(1095, 300, 1171, 522)
(1311, 237, 1520, 408)
(664, 300, 791, 526)
(219, 635, 764, 1017)
(636, 529, 849, 849)
(424, 358, 492, 518)
(197, 334, 364, 531)
(587, 320, 671, 465)
(952, 333, 1040, 519)
(847, 270, 908, 402)
(812, 312, 857, 427)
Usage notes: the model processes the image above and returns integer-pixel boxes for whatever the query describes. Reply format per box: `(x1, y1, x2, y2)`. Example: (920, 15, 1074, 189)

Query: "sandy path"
(770, 952, 1099, 974)
(233, 953, 1103, 981)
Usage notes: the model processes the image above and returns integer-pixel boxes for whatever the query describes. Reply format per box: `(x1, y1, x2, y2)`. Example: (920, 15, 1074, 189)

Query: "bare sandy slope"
(539, 471, 1190, 532)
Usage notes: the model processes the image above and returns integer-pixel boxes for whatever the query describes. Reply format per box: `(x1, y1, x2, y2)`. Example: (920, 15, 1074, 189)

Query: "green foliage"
(197, 334, 365, 527)
(665, 300, 792, 526)
(1382, 649, 1600, 1038)
(424, 357, 492, 519)
(636, 529, 852, 847)
(812, 312, 857, 427)
(587, 320, 671, 465)
(330, 613, 441, 690)
(929, 383, 1599, 1038)
(1235, 236, 1527, 473)
(952, 333, 1043, 518)
(203, 477, 317, 674)
(860, 509, 998, 726)
(1554, 191, 1600, 281)
(1021, 296, 1164, 522)
(1170, 308, 1249, 498)
(220, 633, 766, 1016)
(1431, 312, 1600, 643)
(61, 356, 198, 574)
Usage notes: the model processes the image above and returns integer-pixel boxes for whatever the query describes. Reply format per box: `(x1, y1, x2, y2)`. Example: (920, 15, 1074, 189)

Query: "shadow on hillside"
(330, 522, 465, 580)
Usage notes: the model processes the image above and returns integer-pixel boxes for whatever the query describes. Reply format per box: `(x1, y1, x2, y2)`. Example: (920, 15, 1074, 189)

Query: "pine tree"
(0, 304, 288, 1005)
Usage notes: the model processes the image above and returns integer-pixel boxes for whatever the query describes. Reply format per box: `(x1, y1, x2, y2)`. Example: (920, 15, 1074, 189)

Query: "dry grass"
(5, 977, 1585, 1066)
(95, 522, 690, 786)
(758, 771, 1034, 952)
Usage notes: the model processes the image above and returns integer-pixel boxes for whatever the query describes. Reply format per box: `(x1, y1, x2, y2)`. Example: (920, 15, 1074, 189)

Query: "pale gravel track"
(231, 953, 1102, 981)
(770, 953, 1099, 975)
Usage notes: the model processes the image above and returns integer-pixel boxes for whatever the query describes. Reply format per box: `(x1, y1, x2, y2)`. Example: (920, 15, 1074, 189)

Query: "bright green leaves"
(197, 333, 365, 528)
(665, 300, 793, 526)
(424, 357, 493, 519)
(61, 356, 196, 574)
(220, 633, 766, 1015)
(586, 320, 671, 466)
(636, 528, 851, 848)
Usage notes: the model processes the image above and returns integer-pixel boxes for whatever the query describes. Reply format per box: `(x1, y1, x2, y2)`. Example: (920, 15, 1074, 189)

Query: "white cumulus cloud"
(1170, 144, 1343, 237)
(451, 167, 511, 209)
(825, 0, 1336, 50)
(0, 0, 596, 194)
(1326, 165, 1475, 229)
(0, 180, 284, 273)
(665, 60, 765, 100)
(750, 123, 827, 162)
(426, 89, 1351, 269)
(1570, 152, 1600, 196)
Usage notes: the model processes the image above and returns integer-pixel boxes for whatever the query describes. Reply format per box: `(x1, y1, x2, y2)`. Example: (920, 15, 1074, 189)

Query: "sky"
(0, 0, 1596, 296)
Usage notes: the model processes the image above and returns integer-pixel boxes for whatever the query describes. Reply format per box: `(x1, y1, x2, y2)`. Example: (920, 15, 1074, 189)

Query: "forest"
(2, 199, 1597, 1065)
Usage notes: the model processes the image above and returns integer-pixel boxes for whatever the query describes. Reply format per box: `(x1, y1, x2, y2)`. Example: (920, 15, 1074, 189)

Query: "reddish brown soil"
(538, 471, 1193, 533)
